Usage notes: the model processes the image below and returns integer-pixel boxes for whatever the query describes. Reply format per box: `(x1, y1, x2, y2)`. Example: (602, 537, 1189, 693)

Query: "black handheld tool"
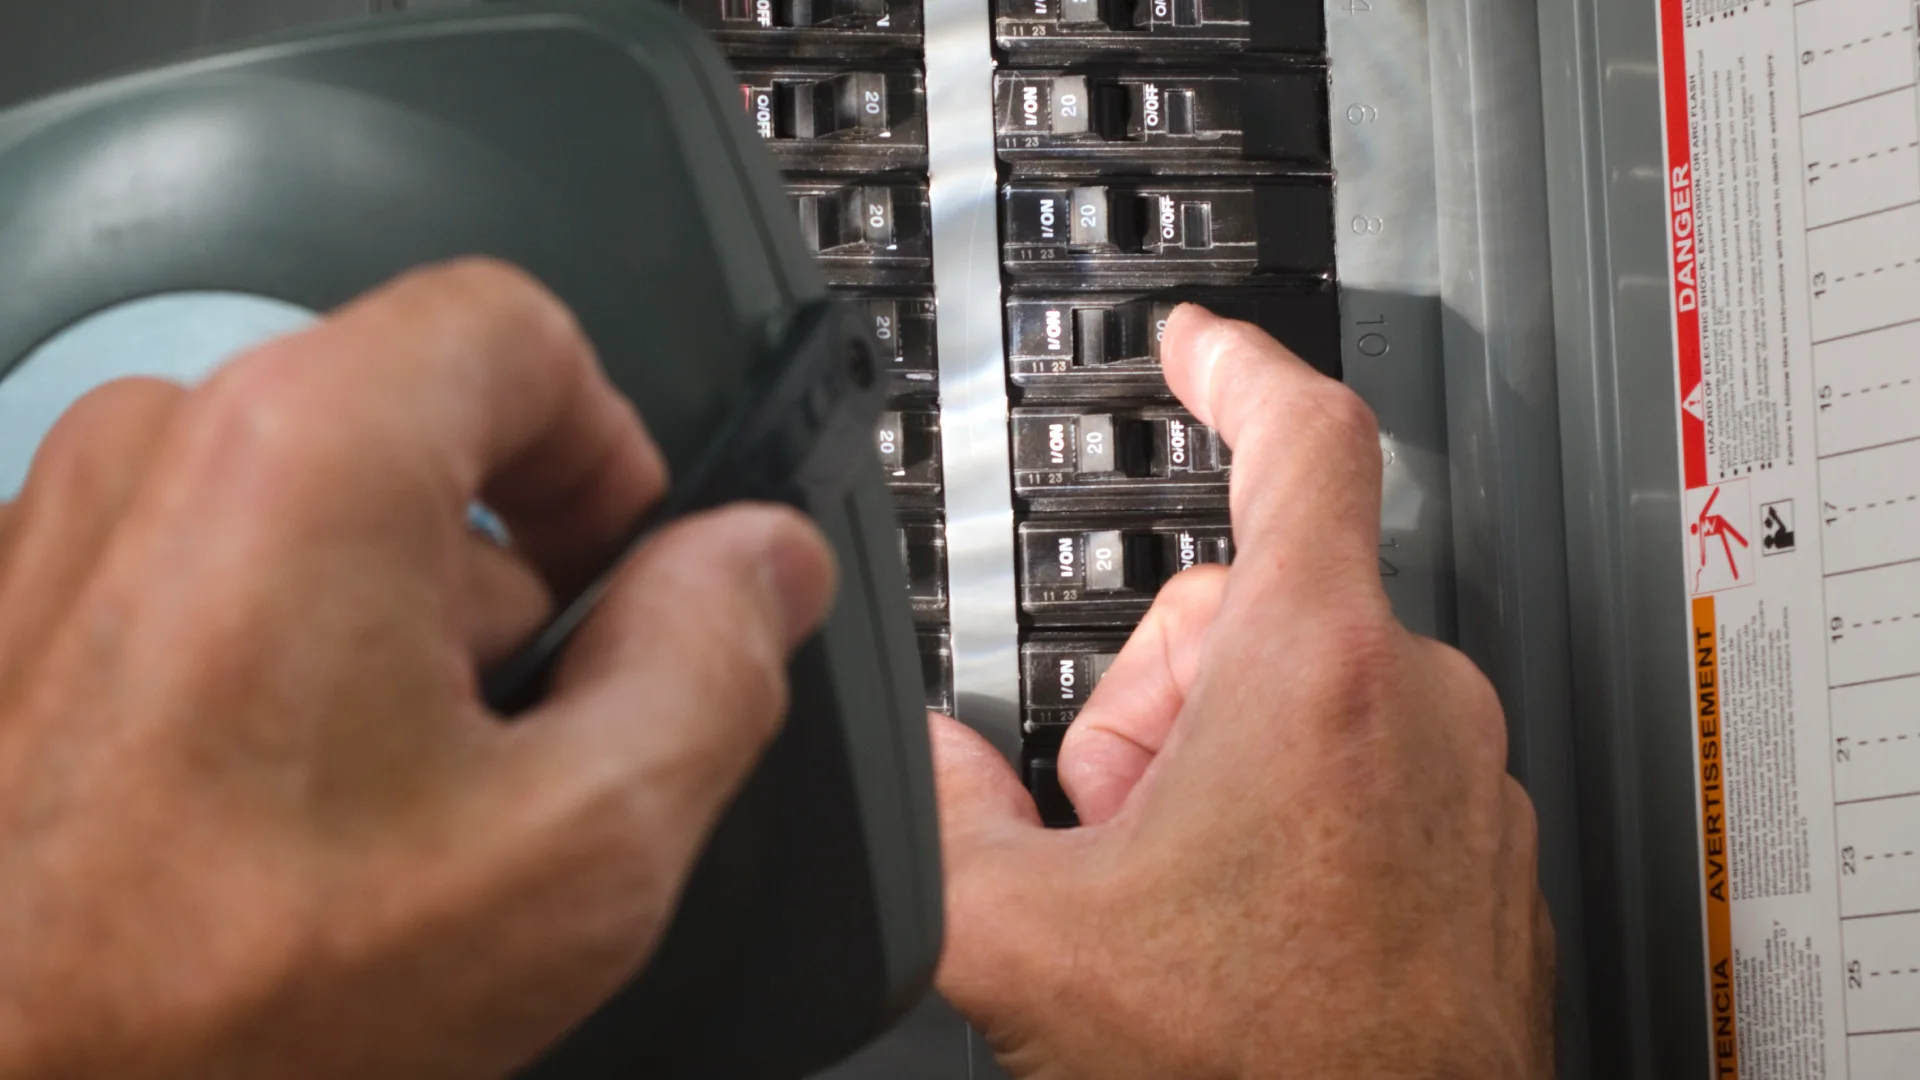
(482, 298, 885, 715)
(0, 3, 942, 1077)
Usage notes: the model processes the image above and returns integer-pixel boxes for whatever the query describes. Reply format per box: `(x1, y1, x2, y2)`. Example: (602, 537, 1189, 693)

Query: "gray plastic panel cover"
(1418, 0, 1593, 1074)
(1536, 0, 1710, 1075)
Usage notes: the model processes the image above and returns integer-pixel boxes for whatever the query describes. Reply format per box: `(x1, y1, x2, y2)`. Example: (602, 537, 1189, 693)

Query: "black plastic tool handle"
(481, 300, 882, 715)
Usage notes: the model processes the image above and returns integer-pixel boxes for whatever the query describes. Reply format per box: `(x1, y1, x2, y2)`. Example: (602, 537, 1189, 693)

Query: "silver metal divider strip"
(924, 0, 1021, 761)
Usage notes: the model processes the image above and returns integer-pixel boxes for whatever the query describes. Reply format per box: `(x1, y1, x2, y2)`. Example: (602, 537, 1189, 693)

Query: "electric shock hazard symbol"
(1688, 481, 1755, 595)
(1761, 500, 1796, 556)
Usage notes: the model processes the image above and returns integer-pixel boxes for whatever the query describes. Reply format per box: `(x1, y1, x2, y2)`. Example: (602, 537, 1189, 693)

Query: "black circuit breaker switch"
(996, 0, 1324, 56)
(1002, 180, 1334, 284)
(1075, 413, 1120, 475)
(1011, 408, 1228, 510)
(777, 71, 887, 138)
(875, 408, 943, 504)
(995, 70, 1328, 174)
(680, 0, 920, 56)
(919, 628, 955, 716)
(743, 68, 926, 172)
(1025, 758, 1080, 829)
(896, 516, 949, 623)
(1083, 529, 1163, 593)
(785, 0, 887, 26)
(847, 294, 937, 398)
(1006, 288, 1340, 397)
(1067, 185, 1113, 249)
(1019, 518, 1234, 624)
(1071, 302, 1157, 367)
(1021, 638, 1126, 739)
(795, 185, 880, 249)
(789, 179, 932, 286)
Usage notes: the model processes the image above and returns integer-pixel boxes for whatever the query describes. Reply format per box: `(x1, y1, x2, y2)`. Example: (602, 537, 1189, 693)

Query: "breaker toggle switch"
(1019, 518, 1235, 624)
(1007, 289, 1341, 396)
(773, 71, 887, 138)
(995, 70, 1327, 173)
(783, 0, 888, 25)
(997, 0, 1322, 56)
(788, 179, 931, 286)
(1072, 302, 1156, 367)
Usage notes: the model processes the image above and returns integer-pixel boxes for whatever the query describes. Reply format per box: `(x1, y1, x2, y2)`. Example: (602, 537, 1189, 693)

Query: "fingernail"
(755, 512, 838, 648)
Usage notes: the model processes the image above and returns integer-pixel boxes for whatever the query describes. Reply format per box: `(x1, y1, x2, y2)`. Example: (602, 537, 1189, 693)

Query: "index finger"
(168, 259, 664, 592)
(1160, 304, 1383, 593)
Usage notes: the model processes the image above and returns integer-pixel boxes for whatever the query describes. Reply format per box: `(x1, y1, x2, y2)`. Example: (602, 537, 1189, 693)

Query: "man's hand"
(0, 261, 836, 1079)
(934, 306, 1554, 1079)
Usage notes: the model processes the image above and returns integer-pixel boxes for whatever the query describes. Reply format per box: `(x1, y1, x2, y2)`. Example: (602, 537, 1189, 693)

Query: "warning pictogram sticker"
(1687, 480, 1755, 595)
(1761, 500, 1796, 557)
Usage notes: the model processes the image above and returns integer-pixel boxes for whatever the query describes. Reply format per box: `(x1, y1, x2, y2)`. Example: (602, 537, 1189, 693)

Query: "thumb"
(931, 712, 1041, 840)
(509, 504, 836, 878)
(929, 715, 1069, 1029)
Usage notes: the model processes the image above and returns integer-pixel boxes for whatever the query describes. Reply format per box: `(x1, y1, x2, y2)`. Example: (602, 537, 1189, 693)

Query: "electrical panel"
(697, 0, 1339, 828)
(995, 11, 1333, 826)
(692, 0, 956, 766)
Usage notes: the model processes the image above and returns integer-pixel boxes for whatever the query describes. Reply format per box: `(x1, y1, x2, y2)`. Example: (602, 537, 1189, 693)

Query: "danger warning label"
(1659, 0, 1920, 1075)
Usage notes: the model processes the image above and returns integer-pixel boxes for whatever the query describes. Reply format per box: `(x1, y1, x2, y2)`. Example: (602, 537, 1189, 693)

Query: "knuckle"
(1194, 312, 1278, 366)
(1301, 611, 1405, 706)
(1425, 639, 1511, 766)
(1504, 775, 1543, 859)
(411, 257, 583, 356)
(28, 379, 184, 493)
(429, 254, 546, 295)
(188, 349, 330, 467)
(176, 349, 373, 517)
(1297, 381, 1380, 451)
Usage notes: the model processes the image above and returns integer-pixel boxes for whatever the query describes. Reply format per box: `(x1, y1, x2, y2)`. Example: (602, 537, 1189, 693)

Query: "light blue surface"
(0, 292, 317, 501)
